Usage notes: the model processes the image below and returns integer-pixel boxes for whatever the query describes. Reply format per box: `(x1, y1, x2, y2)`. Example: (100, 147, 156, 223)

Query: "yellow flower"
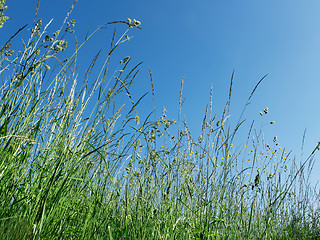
(243, 144, 247, 148)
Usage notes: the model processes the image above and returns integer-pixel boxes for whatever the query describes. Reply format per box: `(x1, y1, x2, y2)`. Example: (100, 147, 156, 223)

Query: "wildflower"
(248, 159, 251, 163)
(243, 144, 247, 148)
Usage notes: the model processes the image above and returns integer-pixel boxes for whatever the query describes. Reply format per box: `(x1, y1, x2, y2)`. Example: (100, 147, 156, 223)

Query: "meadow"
(0, 1, 320, 239)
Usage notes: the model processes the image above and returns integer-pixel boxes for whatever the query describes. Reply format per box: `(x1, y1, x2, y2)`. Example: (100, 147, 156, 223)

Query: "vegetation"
(0, 1, 319, 239)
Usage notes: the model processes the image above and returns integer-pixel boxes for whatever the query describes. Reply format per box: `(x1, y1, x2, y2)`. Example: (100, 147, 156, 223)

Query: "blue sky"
(3, 0, 320, 188)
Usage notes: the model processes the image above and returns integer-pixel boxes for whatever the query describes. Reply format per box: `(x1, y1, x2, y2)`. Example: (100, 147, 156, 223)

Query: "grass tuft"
(0, 2, 320, 239)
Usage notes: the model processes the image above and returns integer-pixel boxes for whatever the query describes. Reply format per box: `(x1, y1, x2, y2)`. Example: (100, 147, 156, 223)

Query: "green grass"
(0, 1, 320, 239)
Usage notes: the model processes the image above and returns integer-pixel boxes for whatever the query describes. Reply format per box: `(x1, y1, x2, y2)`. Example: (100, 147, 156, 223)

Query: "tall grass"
(0, 1, 320, 239)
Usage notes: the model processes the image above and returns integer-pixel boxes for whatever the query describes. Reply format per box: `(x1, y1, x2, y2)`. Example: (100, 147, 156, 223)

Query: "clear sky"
(3, 0, 320, 188)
